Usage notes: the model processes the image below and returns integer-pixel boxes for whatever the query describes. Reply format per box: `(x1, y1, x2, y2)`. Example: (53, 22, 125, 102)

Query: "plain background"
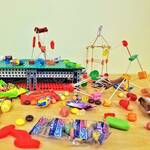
(0, 0, 150, 73)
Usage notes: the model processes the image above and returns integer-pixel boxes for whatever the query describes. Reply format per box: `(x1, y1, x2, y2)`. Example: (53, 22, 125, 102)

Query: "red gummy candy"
(122, 40, 128, 47)
(14, 138, 40, 149)
(0, 125, 15, 139)
(10, 129, 31, 139)
(119, 99, 129, 109)
(50, 40, 55, 49)
(127, 92, 137, 101)
(104, 113, 115, 119)
(82, 73, 88, 79)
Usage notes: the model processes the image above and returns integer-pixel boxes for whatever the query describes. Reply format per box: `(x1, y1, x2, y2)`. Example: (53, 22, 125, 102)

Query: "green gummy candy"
(0, 88, 19, 98)
(129, 54, 138, 62)
(89, 70, 99, 80)
(106, 117, 130, 131)
(81, 81, 87, 87)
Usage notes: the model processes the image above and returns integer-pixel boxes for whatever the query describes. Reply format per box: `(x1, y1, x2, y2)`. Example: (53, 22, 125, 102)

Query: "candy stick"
(74, 89, 91, 97)
(126, 46, 132, 56)
(91, 48, 94, 70)
(136, 57, 144, 71)
(86, 48, 89, 69)
(129, 82, 143, 89)
(101, 35, 110, 47)
(31, 36, 36, 58)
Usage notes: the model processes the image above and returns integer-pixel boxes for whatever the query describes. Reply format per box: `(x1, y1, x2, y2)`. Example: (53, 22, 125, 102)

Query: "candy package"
(30, 117, 110, 145)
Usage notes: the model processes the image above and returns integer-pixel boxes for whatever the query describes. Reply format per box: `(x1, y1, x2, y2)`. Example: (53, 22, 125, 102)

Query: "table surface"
(0, 75, 150, 150)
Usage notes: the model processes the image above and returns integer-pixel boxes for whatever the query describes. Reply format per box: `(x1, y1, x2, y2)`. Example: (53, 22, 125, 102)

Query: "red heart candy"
(119, 99, 129, 109)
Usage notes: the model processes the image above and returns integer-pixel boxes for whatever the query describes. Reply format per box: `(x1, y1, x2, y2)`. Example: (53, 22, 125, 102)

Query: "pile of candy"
(30, 117, 110, 145)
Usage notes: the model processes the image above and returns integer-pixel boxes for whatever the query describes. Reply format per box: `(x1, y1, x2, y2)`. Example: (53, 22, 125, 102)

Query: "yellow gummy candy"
(71, 108, 79, 114)
(102, 48, 109, 57)
(1, 100, 12, 113)
(15, 118, 26, 126)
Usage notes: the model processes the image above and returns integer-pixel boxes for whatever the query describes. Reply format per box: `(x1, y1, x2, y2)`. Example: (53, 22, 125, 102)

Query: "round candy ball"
(122, 40, 128, 47)
(15, 118, 26, 126)
(118, 92, 125, 98)
(25, 115, 34, 122)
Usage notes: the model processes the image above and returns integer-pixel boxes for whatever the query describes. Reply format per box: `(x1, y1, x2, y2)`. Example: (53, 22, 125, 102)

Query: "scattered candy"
(127, 105, 134, 111)
(82, 73, 88, 79)
(1, 100, 12, 113)
(71, 108, 79, 114)
(59, 106, 70, 117)
(88, 98, 94, 103)
(64, 91, 69, 96)
(127, 92, 137, 101)
(106, 117, 130, 131)
(59, 94, 66, 101)
(25, 115, 34, 122)
(119, 99, 129, 110)
(81, 81, 88, 87)
(118, 92, 125, 98)
(81, 96, 89, 102)
(145, 122, 150, 130)
(95, 100, 101, 105)
(103, 99, 112, 107)
(138, 71, 147, 80)
(51, 98, 56, 104)
(37, 96, 51, 107)
(72, 95, 77, 100)
(104, 113, 115, 119)
(15, 118, 26, 126)
(127, 112, 137, 122)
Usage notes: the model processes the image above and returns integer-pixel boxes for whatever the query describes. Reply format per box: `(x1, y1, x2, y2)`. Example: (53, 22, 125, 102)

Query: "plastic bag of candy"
(29, 117, 110, 145)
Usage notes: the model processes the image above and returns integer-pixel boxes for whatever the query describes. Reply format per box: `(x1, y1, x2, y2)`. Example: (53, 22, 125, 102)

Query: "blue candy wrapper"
(30, 117, 110, 145)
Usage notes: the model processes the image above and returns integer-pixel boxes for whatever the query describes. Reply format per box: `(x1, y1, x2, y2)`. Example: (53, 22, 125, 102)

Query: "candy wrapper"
(30, 117, 110, 145)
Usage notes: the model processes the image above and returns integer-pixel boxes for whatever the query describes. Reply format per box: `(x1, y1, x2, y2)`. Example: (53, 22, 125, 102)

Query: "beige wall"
(0, 0, 150, 73)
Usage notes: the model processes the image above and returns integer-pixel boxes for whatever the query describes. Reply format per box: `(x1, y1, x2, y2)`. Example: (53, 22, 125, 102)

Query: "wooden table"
(0, 75, 150, 150)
